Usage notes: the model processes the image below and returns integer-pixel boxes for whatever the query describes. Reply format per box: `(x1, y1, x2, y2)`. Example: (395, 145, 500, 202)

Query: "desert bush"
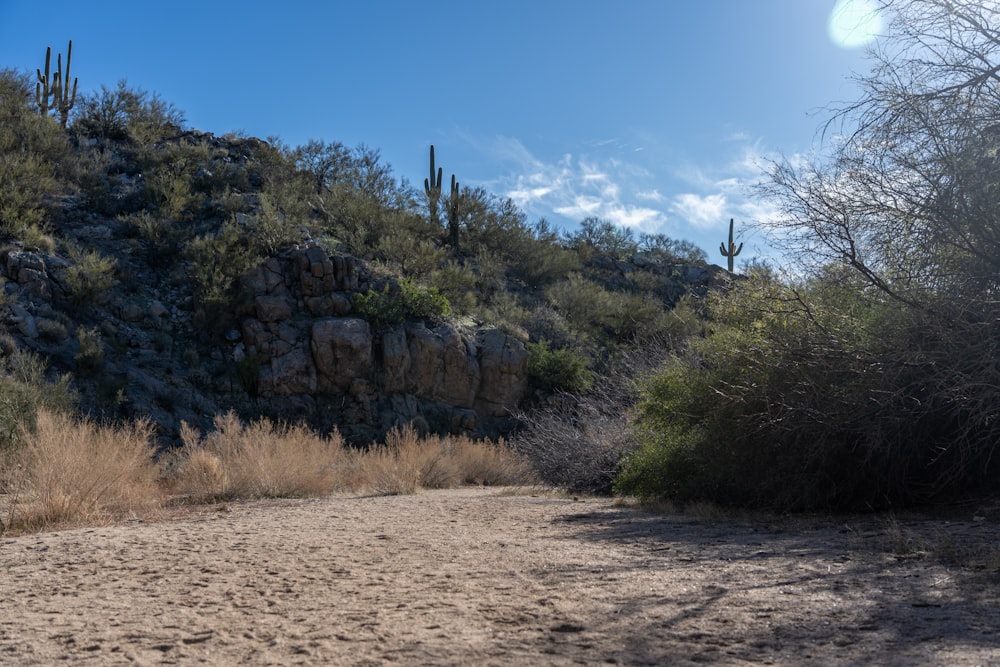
(545, 273, 616, 338)
(616, 271, 1000, 511)
(35, 317, 69, 343)
(567, 216, 638, 261)
(169, 412, 348, 500)
(186, 221, 259, 335)
(427, 260, 478, 315)
(62, 244, 117, 306)
(0, 349, 76, 451)
(0, 70, 71, 243)
(526, 339, 593, 393)
(545, 273, 668, 344)
(72, 80, 185, 144)
(377, 235, 446, 278)
(637, 232, 708, 263)
(353, 279, 451, 329)
(237, 192, 307, 256)
(74, 325, 104, 375)
(514, 342, 667, 494)
(506, 229, 582, 290)
(125, 210, 187, 266)
(1, 410, 161, 532)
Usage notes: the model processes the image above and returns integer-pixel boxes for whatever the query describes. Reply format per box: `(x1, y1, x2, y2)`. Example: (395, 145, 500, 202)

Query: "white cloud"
(480, 135, 669, 233)
(636, 188, 665, 203)
(670, 193, 728, 229)
(465, 131, 788, 253)
(607, 205, 664, 229)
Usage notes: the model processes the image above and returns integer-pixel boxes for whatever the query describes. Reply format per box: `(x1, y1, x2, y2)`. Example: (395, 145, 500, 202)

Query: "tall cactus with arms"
(719, 218, 743, 272)
(35, 40, 77, 128)
(424, 145, 443, 228)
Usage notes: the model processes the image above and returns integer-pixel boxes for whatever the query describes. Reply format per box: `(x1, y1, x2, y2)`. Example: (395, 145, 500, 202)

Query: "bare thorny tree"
(763, 0, 1000, 308)
(755, 0, 1000, 501)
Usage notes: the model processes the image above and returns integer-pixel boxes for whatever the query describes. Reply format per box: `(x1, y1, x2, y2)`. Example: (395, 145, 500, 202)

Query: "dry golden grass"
(166, 412, 349, 501)
(1, 410, 162, 533)
(0, 410, 538, 534)
(165, 415, 536, 501)
(318, 425, 537, 497)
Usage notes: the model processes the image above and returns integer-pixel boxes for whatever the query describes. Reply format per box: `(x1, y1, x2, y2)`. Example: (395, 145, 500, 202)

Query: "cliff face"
(235, 246, 529, 442)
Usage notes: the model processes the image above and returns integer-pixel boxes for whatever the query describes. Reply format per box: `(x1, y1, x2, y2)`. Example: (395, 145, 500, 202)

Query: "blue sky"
(0, 0, 881, 262)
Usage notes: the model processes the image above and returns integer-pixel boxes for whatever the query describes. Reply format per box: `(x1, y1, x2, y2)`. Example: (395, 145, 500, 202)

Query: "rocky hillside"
(0, 77, 727, 446)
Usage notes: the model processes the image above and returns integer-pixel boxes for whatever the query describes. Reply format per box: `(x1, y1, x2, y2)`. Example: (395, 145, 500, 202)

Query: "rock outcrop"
(233, 246, 529, 441)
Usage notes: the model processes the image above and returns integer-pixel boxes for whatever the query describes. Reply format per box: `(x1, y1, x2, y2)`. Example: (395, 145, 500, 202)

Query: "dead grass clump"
(168, 412, 347, 501)
(450, 435, 537, 486)
(342, 426, 537, 496)
(1, 409, 161, 533)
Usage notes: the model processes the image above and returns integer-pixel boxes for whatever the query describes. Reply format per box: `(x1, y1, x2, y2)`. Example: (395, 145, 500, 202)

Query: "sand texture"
(1, 488, 999, 665)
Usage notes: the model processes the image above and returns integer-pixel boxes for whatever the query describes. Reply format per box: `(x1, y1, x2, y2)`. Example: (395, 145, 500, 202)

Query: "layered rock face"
(236, 246, 529, 441)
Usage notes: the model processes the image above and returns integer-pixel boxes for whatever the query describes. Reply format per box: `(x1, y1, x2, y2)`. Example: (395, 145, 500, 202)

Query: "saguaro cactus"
(446, 173, 460, 251)
(35, 46, 55, 117)
(35, 40, 77, 128)
(424, 145, 443, 227)
(719, 218, 743, 272)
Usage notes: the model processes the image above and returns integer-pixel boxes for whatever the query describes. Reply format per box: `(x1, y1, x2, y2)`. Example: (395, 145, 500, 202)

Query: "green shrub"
(0, 349, 76, 451)
(616, 272, 1000, 511)
(377, 235, 445, 278)
(125, 210, 187, 266)
(72, 80, 185, 144)
(353, 279, 451, 329)
(74, 326, 105, 375)
(0, 70, 71, 243)
(546, 273, 669, 344)
(238, 192, 306, 256)
(567, 217, 638, 260)
(186, 221, 259, 336)
(427, 260, 478, 315)
(526, 339, 593, 393)
(546, 274, 616, 339)
(62, 245, 117, 306)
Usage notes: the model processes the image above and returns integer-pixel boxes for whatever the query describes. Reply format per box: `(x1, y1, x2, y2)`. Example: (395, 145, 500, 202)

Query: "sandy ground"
(1, 488, 999, 666)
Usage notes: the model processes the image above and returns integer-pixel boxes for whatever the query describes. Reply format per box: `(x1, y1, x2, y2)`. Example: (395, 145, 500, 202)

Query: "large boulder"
(437, 325, 480, 408)
(380, 326, 410, 394)
(265, 348, 317, 396)
(311, 317, 373, 393)
(405, 323, 444, 397)
(475, 329, 529, 416)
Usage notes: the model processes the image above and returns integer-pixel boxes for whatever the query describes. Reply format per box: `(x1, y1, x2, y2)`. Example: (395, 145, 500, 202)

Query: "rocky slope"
(0, 130, 726, 446)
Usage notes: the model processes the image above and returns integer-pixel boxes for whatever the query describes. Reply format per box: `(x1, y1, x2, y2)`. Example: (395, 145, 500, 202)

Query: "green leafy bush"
(186, 221, 259, 336)
(427, 260, 478, 315)
(72, 80, 185, 144)
(0, 69, 71, 244)
(546, 273, 669, 344)
(62, 245, 117, 307)
(616, 272, 1000, 511)
(0, 349, 76, 451)
(526, 339, 593, 393)
(74, 326, 105, 376)
(353, 279, 451, 329)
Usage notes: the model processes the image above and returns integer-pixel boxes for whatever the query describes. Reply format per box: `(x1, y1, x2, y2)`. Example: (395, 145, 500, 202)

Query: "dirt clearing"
(1, 488, 998, 665)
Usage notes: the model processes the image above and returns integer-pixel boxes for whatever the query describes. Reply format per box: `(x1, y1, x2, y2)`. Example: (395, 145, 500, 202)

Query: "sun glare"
(828, 0, 883, 49)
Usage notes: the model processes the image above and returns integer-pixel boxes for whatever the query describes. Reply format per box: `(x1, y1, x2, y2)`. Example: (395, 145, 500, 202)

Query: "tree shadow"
(547, 503, 1000, 665)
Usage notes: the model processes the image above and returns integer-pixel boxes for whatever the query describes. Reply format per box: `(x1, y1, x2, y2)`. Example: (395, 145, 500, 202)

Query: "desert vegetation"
(0, 409, 533, 535)
(1, 0, 1000, 540)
